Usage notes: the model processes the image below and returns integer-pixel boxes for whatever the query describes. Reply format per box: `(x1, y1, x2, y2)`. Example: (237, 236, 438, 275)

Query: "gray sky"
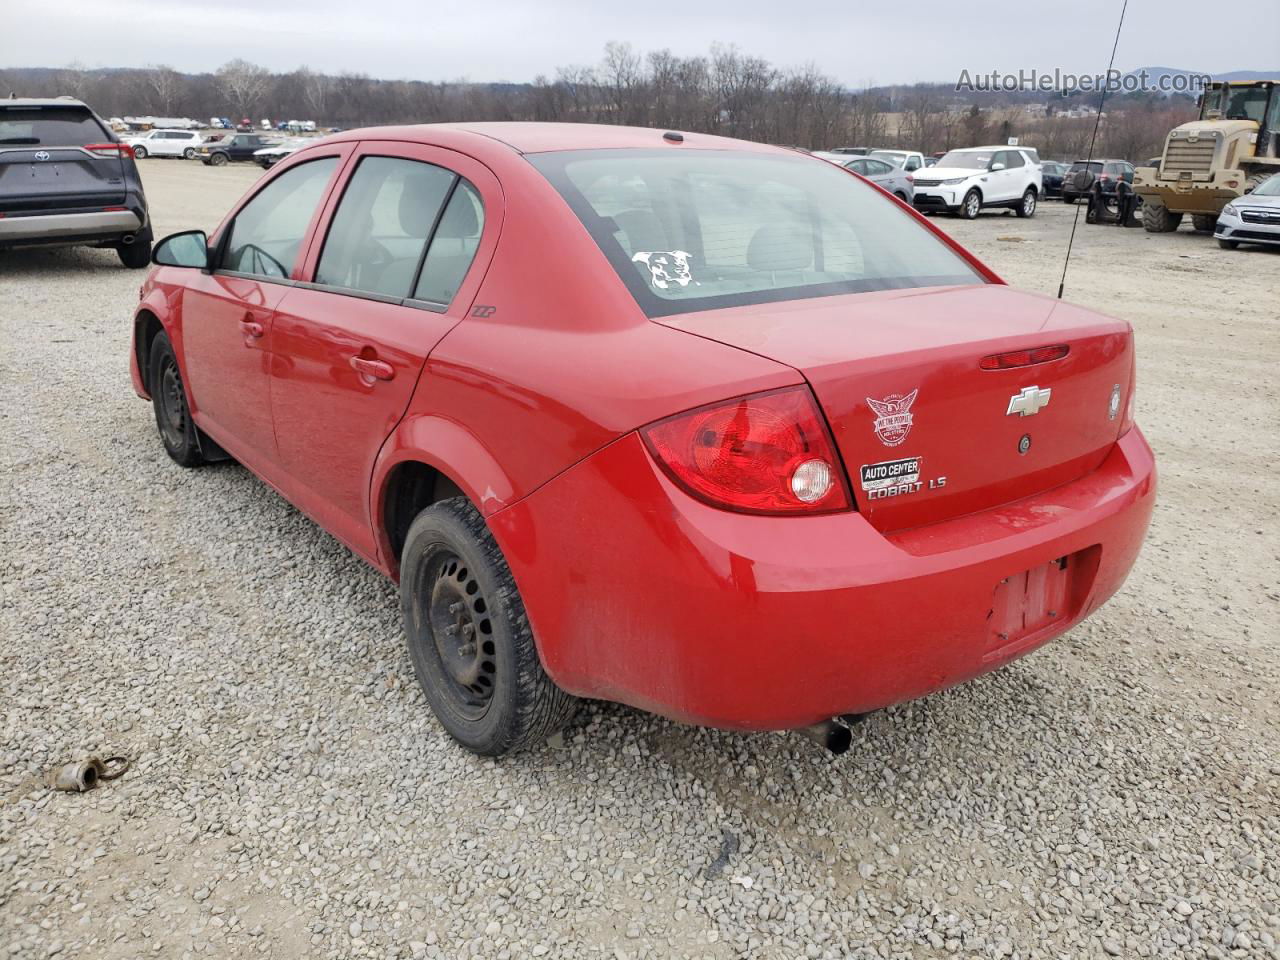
(7, 0, 1277, 87)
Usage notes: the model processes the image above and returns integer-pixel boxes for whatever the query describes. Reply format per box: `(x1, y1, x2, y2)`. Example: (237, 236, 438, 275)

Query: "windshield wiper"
(0, 137, 41, 144)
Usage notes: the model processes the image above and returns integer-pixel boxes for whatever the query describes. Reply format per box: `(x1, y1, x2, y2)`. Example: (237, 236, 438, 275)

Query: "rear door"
(269, 141, 502, 560)
(0, 104, 126, 214)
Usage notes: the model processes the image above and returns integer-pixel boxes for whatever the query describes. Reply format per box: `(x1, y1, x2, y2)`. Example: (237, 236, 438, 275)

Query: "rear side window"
(531, 149, 982, 319)
(414, 181, 485, 306)
(0, 106, 108, 146)
(1002, 150, 1025, 168)
(222, 157, 338, 279)
(316, 157, 456, 298)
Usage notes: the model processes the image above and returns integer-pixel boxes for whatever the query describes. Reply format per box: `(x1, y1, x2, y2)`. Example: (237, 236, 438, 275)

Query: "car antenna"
(1058, 0, 1129, 300)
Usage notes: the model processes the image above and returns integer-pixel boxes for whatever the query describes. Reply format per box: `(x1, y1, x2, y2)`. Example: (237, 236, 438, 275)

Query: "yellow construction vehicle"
(1133, 81, 1280, 233)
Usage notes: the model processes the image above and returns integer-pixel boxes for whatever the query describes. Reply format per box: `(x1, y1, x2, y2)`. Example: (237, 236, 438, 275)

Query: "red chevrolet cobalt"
(131, 124, 1155, 755)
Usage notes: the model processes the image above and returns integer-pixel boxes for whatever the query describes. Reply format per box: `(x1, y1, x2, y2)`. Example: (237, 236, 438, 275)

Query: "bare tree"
(143, 64, 184, 115)
(296, 66, 331, 120)
(216, 59, 271, 119)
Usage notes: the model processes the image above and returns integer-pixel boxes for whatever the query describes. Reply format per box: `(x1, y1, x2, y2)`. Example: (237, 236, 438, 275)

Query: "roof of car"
(321, 122, 793, 157)
(1, 97, 92, 109)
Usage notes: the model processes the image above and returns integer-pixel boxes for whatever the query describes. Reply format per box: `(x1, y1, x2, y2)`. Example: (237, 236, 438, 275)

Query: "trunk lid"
(657, 285, 1133, 533)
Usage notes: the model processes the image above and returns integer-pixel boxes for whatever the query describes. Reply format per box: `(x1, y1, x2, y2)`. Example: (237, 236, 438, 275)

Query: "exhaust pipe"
(796, 719, 852, 755)
(120, 233, 135, 245)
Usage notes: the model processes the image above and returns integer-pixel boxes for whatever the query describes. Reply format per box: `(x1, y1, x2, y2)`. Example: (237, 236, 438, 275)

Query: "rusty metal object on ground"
(49, 755, 129, 792)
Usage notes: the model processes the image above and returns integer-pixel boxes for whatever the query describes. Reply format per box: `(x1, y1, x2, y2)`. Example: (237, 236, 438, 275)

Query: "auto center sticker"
(859, 456, 946, 500)
(632, 250, 697, 290)
(866, 388, 918, 446)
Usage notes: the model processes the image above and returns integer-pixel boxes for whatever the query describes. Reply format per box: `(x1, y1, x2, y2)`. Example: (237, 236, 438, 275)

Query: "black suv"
(1061, 159, 1134, 204)
(198, 133, 276, 166)
(0, 98, 152, 268)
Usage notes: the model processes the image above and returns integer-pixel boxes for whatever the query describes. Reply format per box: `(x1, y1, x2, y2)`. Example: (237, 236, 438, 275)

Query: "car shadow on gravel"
(0, 245, 130, 275)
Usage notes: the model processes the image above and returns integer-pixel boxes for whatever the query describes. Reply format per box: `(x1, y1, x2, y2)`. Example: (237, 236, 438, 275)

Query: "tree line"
(2, 44, 1197, 161)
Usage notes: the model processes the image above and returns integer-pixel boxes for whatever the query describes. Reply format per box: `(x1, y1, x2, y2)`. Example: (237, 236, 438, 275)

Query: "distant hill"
(1129, 66, 1280, 84)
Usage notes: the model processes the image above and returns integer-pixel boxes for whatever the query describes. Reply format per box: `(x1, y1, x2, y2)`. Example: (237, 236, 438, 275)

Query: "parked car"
(123, 128, 204, 160)
(131, 123, 1154, 756)
(1215, 172, 1280, 249)
(826, 146, 870, 156)
(0, 97, 152, 267)
(1061, 159, 1134, 204)
(253, 138, 306, 169)
(912, 146, 1043, 219)
(1040, 161, 1067, 198)
(869, 149, 927, 172)
(922, 157, 938, 168)
(813, 153, 915, 202)
(197, 133, 277, 166)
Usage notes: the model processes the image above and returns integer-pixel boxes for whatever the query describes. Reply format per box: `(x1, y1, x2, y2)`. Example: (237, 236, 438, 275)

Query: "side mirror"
(153, 230, 210, 269)
(1244, 185, 1255, 194)
(990, 162, 1006, 172)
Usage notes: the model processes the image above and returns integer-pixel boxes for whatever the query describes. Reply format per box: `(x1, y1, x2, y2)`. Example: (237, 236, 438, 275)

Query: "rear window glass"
(0, 106, 108, 146)
(1070, 161, 1104, 173)
(530, 149, 982, 319)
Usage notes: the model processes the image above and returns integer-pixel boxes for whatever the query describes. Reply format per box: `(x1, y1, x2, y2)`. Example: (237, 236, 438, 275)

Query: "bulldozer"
(1133, 80, 1280, 233)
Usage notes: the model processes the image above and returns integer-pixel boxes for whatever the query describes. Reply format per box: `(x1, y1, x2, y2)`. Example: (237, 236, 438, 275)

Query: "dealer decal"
(866, 389, 918, 447)
(859, 456, 947, 500)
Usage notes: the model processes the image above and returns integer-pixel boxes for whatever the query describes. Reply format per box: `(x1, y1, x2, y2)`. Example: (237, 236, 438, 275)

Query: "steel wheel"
(422, 551, 496, 722)
(157, 359, 188, 449)
(148, 332, 205, 467)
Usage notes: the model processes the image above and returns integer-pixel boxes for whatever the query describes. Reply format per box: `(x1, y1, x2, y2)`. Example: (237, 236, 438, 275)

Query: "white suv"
(123, 129, 204, 160)
(912, 146, 1043, 219)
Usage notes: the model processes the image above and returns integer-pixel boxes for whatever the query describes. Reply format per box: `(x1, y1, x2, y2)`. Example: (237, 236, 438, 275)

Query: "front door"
(269, 142, 499, 562)
(180, 155, 343, 468)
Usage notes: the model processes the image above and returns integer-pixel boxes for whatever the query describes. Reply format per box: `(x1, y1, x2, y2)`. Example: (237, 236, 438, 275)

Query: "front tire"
(132, 145, 148, 160)
(1016, 187, 1037, 218)
(958, 189, 981, 220)
(209, 152, 228, 167)
(1218, 238, 1239, 250)
(183, 147, 197, 160)
(1142, 202, 1183, 233)
(148, 333, 206, 468)
(400, 498, 577, 756)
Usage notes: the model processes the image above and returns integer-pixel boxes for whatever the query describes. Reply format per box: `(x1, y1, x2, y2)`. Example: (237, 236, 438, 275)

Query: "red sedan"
(131, 123, 1156, 755)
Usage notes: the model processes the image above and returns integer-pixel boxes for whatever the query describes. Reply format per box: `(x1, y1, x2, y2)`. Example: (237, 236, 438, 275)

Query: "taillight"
(979, 344, 1069, 370)
(86, 143, 133, 159)
(640, 386, 851, 515)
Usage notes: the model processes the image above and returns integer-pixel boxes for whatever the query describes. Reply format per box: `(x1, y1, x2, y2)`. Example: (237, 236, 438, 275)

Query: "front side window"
(316, 156, 456, 298)
(222, 157, 338, 279)
(530, 149, 982, 319)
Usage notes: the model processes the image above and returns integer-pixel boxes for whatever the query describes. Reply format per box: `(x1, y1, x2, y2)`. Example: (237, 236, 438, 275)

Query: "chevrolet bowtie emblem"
(1007, 385, 1052, 417)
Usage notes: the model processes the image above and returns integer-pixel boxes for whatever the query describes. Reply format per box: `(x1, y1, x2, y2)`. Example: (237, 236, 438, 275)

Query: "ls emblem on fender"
(1006, 385, 1051, 417)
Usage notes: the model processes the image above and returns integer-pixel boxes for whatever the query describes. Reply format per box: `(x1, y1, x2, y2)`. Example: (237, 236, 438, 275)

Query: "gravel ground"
(2, 160, 1278, 960)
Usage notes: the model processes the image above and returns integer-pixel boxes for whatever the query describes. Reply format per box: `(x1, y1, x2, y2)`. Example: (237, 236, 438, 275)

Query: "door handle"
(350, 356, 394, 381)
(240, 320, 264, 338)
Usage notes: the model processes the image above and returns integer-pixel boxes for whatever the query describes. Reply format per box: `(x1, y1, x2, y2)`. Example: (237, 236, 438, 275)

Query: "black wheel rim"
(158, 359, 188, 449)
(421, 551, 496, 721)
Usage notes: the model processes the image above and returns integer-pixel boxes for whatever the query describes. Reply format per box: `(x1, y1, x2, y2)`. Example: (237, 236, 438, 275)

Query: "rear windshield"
(0, 106, 108, 146)
(1070, 161, 1103, 173)
(530, 149, 983, 319)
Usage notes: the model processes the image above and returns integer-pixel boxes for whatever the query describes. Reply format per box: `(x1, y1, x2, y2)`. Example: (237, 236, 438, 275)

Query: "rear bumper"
(489, 428, 1156, 731)
(0, 209, 142, 244)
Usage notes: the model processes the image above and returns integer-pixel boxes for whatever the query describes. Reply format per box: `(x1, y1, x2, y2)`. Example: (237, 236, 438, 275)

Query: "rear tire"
(958, 189, 981, 220)
(1191, 214, 1216, 233)
(1015, 187, 1037, 218)
(148, 333, 206, 468)
(1142, 202, 1182, 233)
(132, 145, 148, 160)
(400, 497, 578, 756)
(183, 147, 197, 160)
(117, 227, 152, 269)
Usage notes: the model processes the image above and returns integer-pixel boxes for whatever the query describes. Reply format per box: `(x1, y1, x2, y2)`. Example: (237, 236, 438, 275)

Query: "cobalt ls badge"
(867, 389, 919, 446)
